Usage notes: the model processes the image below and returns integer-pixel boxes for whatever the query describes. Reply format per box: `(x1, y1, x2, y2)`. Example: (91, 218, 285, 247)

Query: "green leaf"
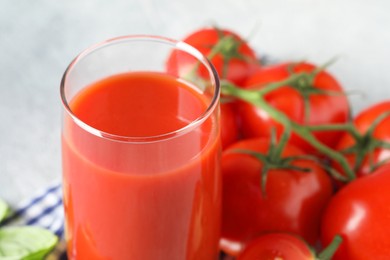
(0, 226, 58, 260)
(0, 199, 10, 224)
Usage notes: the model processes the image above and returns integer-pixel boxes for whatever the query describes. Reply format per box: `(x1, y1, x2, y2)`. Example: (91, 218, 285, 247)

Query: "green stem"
(311, 57, 339, 77)
(306, 123, 362, 141)
(366, 111, 390, 138)
(207, 35, 235, 60)
(228, 149, 270, 196)
(184, 35, 235, 81)
(317, 235, 343, 260)
(260, 165, 269, 197)
(221, 81, 262, 102)
(377, 141, 390, 150)
(270, 127, 291, 161)
(222, 70, 307, 97)
(255, 95, 355, 180)
(222, 82, 356, 181)
(257, 72, 306, 95)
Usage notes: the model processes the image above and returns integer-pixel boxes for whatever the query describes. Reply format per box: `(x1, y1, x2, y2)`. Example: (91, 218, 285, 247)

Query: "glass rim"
(60, 35, 220, 143)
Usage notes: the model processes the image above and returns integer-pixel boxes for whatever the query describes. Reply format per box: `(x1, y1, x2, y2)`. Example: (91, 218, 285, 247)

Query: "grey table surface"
(1, 0, 390, 206)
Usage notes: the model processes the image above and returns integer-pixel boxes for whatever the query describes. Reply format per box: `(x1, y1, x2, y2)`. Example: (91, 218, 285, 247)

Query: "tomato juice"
(62, 72, 221, 259)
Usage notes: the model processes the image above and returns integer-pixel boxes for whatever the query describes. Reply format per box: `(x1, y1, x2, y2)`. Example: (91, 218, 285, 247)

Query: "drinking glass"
(60, 35, 221, 259)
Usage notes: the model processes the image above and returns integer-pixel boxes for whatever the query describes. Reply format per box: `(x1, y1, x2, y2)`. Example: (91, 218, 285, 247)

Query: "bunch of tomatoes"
(172, 27, 390, 260)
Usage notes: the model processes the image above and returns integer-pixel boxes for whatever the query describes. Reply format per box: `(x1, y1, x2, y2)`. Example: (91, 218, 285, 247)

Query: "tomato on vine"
(236, 62, 350, 153)
(220, 137, 333, 256)
(321, 164, 390, 259)
(167, 27, 258, 150)
(167, 27, 259, 86)
(237, 233, 342, 260)
(335, 100, 390, 178)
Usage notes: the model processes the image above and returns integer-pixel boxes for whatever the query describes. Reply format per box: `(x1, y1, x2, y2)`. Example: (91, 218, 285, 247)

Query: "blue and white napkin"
(5, 182, 64, 239)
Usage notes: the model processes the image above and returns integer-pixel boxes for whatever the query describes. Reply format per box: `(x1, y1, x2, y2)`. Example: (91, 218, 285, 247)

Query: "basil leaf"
(0, 199, 9, 224)
(0, 226, 58, 260)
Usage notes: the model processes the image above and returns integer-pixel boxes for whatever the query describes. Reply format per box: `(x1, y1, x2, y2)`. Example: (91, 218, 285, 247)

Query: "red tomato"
(336, 101, 390, 178)
(237, 233, 315, 260)
(321, 164, 390, 259)
(167, 27, 259, 86)
(221, 138, 333, 256)
(220, 102, 239, 149)
(237, 62, 350, 153)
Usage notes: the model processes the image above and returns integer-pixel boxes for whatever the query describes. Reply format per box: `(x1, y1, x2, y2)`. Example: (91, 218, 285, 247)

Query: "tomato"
(220, 138, 333, 256)
(237, 233, 315, 260)
(220, 102, 239, 149)
(167, 27, 259, 86)
(166, 27, 256, 149)
(321, 164, 390, 259)
(237, 62, 350, 153)
(335, 101, 390, 178)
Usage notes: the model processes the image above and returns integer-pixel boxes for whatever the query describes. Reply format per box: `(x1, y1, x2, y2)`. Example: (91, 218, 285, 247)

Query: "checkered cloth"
(5, 182, 64, 238)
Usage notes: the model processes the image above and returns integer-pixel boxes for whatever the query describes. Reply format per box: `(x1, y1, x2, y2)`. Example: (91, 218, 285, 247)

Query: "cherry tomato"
(220, 102, 239, 149)
(321, 164, 390, 259)
(237, 233, 315, 260)
(220, 138, 333, 256)
(237, 62, 350, 153)
(336, 101, 390, 178)
(167, 27, 259, 86)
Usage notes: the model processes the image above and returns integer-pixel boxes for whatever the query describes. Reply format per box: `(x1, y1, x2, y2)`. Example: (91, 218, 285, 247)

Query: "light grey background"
(1, 0, 389, 205)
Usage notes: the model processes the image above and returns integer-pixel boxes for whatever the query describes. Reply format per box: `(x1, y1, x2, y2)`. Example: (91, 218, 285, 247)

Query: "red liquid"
(62, 72, 221, 259)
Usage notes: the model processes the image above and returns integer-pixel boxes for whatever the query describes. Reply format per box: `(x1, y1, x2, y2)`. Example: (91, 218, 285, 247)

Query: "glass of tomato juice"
(60, 36, 221, 259)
